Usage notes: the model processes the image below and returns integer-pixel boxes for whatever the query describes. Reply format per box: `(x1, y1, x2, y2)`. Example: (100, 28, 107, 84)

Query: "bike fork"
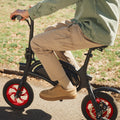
(15, 48, 32, 98)
(14, 70, 29, 98)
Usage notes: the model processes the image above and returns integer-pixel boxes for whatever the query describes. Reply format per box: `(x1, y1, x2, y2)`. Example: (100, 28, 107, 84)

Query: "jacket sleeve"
(28, 0, 78, 19)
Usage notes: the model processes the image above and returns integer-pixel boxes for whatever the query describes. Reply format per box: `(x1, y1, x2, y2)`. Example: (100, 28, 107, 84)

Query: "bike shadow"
(0, 107, 52, 120)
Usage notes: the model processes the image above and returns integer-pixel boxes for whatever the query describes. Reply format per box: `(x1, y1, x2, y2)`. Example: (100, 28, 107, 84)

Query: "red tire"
(81, 92, 118, 120)
(3, 79, 34, 110)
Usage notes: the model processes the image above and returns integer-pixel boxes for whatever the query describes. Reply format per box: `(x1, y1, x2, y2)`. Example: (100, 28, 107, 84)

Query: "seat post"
(77, 48, 93, 90)
(77, 46, 107, 90)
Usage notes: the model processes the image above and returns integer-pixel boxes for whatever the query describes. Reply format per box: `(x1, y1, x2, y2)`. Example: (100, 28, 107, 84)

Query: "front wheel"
(81, 92, 118, 120)
(3, 79, 34, 110)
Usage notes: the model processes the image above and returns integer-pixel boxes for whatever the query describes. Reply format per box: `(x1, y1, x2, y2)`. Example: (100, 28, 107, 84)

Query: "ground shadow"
(0, 107, 52, 120)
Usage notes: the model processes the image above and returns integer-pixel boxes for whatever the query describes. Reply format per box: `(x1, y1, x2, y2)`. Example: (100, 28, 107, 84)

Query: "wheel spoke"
(19, 97, 27, 102)
(8, 92, 16, 96)
(11, 86, 18, 91)
(21, 92, 28, 96)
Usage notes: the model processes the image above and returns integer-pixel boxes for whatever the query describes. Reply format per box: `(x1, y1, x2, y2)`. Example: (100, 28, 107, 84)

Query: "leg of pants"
(45, 20, 80, 70)
(55, 51, 80, 70)
(31, 21, 101, 89)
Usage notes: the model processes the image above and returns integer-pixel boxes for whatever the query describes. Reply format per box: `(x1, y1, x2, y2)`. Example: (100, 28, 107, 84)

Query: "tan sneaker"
(40, 84, 77, 101)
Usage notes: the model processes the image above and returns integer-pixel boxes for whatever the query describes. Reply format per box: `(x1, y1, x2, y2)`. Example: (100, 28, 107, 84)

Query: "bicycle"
(3, 16, 120, 120)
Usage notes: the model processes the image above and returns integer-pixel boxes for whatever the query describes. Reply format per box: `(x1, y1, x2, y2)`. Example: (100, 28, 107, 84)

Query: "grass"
(0, 0, 120, 85)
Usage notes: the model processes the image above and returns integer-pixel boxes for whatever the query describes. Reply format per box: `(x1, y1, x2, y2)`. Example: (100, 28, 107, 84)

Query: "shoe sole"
(40, 94, 77, 101)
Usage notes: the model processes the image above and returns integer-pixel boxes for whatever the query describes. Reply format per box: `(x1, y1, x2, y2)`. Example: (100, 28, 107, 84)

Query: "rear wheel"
(3, 79, 34, 110)
(81, 92, 118, 120)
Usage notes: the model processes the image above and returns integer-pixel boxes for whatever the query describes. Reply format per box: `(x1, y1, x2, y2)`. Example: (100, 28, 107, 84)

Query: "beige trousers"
(31, 20, 101, 89)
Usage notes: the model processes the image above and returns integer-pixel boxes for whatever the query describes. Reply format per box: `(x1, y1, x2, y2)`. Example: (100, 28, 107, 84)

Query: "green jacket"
(28, 0, 120, 46)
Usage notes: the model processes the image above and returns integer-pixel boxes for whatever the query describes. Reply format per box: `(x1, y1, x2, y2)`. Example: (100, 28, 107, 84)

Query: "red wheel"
(3, 79, 34, 109)
(6, 84, 29, 106)
(81, 92, 118, 120)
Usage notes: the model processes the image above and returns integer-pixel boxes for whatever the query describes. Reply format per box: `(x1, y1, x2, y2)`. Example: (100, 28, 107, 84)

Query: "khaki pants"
(31, 20, 101, 88)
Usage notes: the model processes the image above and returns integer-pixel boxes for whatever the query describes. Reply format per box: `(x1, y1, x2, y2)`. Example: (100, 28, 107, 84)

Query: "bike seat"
(90, 46, 108, 52)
